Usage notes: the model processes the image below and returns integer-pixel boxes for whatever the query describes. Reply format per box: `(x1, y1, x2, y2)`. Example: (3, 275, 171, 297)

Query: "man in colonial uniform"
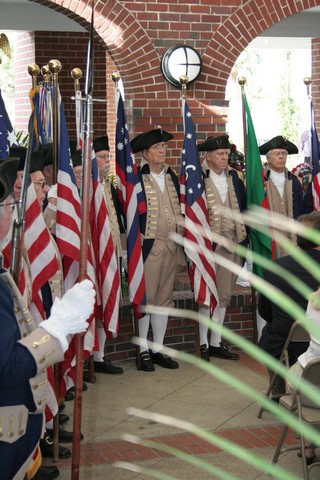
(131, 128, 184, 372)
(259, 135, 306, 258)
(198, 135, 248, 361)
(90, 135, 124, 375)
(0, 156, 95, 480)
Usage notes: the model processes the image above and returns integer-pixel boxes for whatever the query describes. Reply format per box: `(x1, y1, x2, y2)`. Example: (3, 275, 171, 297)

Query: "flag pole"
(48, 59, 61, 185)
(72, 2, 95, 478)
(304, 76, 312, 166)
(238, 77, 258, 345)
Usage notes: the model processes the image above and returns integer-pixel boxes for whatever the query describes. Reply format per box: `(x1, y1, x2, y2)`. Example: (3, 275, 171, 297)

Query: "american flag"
(180, 98, 218, 314)
(55, 89, 96, 391)
(90, 150, 121, 335)
(0, 88, 17, 158)
(310, 100, 320, 211)
(115, 92, 146, 315)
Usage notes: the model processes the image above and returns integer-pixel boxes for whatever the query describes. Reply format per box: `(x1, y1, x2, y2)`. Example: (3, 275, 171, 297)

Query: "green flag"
(244, 93, 273, 278)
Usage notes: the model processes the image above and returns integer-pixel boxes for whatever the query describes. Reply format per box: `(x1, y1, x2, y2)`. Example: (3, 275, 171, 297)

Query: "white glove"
(122, 251, 128, 273)
(47, 183, 57, 200)
(40, 279, 96, 352)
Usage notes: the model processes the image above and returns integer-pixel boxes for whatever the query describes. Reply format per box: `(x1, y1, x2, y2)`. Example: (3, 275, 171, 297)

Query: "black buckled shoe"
(68, 382, 88, 393)
(150, 351, 179, 369)
(200, 344, 210, 362)
(209, 343, 240, 360)
(47, 425, 84, 444)
(140, 351, 155, 372)
(59, 413, 70, 426)
(40, 431, 71, 459)
(32, 465, 60, 480)
(94, 360, 124, 374)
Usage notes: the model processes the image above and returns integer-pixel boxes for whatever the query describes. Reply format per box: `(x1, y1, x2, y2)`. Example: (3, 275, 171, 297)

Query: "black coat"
(258, 248, 320, 364)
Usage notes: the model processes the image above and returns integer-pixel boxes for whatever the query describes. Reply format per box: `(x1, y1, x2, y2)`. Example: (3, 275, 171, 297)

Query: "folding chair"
(257, 320, 310, 418)
(272, 357, 320, 480)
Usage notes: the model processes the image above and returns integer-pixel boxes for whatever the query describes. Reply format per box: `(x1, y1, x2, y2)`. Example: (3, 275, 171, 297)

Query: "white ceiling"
(0, 1, 319, 46)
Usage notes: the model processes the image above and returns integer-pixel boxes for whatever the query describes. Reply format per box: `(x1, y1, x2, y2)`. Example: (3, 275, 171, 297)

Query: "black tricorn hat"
(198, 135, 230, 152)
(131, 128, 173, 153)
(72, 150, 82, 168)
(259, 135, 298, 155)
(9, 145, 27, 170)
(30, 149, 45, 174)
(40, 143, 53, 167)
(93, 135, 109, 153)
(0, 157, 20, 203)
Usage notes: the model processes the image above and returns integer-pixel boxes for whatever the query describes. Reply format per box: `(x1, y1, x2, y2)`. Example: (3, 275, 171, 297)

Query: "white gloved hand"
(47, 183, 57, 200)
(39, 279, 96, 352)
(122, 250, 128, 273)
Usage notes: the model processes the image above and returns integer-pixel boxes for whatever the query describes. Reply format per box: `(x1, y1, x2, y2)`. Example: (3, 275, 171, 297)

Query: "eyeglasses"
(270, 151, 288, 157)
(33, 179, 47, 188)
(0, 201, 17, 212)
(150, 143, 167, 151)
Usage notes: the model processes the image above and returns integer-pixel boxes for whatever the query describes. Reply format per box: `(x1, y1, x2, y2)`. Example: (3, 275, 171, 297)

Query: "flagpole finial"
(71, 67, 82, 92)
(48, 59, 62, 75)
(41, 65, 52, 84)
(112, 71, 121, 87)
(179, 75, 189, 96)
(304, 77, 312, 98)
(28, 63, 40, 89)
(238, 76, 247, 86)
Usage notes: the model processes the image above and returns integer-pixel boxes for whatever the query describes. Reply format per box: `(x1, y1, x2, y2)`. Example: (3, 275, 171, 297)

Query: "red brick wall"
(33, 0, 320, 167)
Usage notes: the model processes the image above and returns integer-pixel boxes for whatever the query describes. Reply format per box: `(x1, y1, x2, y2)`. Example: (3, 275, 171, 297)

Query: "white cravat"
(210, 169, 228, 202)
(151, 169, 165, 192)
(269, 170, 285, 197)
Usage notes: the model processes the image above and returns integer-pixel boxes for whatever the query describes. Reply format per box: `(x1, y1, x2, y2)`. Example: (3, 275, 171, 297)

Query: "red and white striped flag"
(115, 92, 146, 315)
(90, 150, 121, 336)
(180, 98, 218, 315)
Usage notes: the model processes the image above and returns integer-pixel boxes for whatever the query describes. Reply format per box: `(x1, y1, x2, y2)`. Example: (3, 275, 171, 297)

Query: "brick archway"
(33, 0, 320, 160)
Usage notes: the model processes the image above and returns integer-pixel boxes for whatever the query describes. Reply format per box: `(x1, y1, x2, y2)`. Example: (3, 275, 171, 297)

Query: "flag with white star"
(0, 89, 17, 159)
(180, 98, 218, 314)
(115, 92, 146, 314)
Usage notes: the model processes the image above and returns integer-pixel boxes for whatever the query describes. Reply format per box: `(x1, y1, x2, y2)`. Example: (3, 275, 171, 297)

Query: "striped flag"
(30, 84, 53, 144)
(115, 92, 146, 315)
(55, 89, 96, 391)
(180, 98, 218, 314)
(90, 150, 121, 335)
(310, 100, 320, 211)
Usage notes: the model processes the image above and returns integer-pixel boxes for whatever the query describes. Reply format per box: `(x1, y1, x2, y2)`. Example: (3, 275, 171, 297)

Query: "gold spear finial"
(28, 63, 40, 88)
(179, 75, 189, 96)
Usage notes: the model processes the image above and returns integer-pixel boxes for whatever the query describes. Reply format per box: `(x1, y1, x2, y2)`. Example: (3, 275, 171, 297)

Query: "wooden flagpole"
(71, 1, 95, 478)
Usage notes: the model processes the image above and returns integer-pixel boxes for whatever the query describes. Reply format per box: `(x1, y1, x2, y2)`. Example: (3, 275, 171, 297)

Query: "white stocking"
(209, 307, 226, 347)
(138, 314, 150, 353)
(198, 306, 210, 346)
(93, 326, 107, 362)
(150, 313, 168, 353)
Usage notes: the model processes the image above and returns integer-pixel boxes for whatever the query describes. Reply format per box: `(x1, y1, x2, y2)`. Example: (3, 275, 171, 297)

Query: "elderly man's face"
(205, 149, 229, 174)
(267, 149, 288, 173)
(14, 171, 23, 202)
(95, 150, 111, 177)
(143, 142, 167, 173)
(0, 195, 14, 241)
(31, 171, 49, 207)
